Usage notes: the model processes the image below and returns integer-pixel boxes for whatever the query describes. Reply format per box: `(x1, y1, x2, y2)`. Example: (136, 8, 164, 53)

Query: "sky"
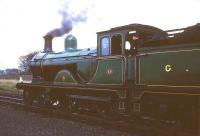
(0, 0, 200, 69)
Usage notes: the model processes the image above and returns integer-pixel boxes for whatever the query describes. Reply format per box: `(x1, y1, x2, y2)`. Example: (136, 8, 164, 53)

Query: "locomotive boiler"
(16, 23, 200, 126)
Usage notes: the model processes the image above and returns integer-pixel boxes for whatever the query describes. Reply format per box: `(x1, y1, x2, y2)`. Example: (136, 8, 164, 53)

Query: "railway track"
(0, 92, 198, 136)
(0, 93, 23, 105)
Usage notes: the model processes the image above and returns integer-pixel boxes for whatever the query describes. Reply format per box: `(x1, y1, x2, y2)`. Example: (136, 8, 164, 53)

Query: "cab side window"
(111, 34, 122, 55)
(100, 37, 110, 56)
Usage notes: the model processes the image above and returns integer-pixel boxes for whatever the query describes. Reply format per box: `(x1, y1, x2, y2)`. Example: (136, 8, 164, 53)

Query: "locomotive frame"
(16, 23, 200, 126)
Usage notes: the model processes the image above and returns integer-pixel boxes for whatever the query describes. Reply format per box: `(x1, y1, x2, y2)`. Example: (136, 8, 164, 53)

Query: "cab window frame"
(111, 34, 122, 55)
(100, 36, 110, 56)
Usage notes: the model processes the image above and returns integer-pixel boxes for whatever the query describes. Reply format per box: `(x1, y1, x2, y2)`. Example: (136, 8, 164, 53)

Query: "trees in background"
(0, 69, 19, 76)
(18, 51, 38, 74)
(5, 68, 19, 75)
(0, 51, 38, 76)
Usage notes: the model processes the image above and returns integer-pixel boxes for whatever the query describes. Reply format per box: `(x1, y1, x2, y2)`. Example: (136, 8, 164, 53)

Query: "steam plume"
(46, 8, 88, 38)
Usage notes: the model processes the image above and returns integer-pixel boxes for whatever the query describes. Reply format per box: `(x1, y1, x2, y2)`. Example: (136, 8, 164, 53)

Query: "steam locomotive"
(16, 23, 200, 125)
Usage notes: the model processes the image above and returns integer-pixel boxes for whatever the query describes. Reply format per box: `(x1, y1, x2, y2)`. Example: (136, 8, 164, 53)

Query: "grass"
(0, 79, 20, 94)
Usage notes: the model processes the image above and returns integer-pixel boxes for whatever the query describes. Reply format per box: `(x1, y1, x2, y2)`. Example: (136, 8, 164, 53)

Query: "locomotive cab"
(97, 24, 166, 57)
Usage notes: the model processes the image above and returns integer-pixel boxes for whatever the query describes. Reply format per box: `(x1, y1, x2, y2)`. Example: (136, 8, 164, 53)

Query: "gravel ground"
(0, 104, 138, 136)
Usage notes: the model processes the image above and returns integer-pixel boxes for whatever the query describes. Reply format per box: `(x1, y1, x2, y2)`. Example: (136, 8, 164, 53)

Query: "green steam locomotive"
(16, 23, 200, 125)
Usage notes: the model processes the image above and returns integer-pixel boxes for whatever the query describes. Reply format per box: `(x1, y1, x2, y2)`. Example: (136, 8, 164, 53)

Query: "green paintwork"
(89, 57, 124, 84)
(127, 57, 135, 81)
(139, 45, 200, 86)
(77, 61, 91, 81)
(77, 61, 97, 81)
(54, 70, 77, 84)
(139, 43, 200, 52)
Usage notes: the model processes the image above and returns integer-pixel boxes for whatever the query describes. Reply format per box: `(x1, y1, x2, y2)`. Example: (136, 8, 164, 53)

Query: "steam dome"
(65, 34, 77, 51)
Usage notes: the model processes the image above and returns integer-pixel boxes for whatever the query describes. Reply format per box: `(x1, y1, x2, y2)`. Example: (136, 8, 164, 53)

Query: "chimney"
(43, 35, 53, 53)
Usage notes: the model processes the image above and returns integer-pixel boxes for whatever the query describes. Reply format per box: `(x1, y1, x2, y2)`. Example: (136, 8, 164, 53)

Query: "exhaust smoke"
(45, 8, 88, 38)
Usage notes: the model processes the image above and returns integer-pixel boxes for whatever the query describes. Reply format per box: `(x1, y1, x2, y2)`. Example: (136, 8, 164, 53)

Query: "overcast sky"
(0, 0, 199, 69)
